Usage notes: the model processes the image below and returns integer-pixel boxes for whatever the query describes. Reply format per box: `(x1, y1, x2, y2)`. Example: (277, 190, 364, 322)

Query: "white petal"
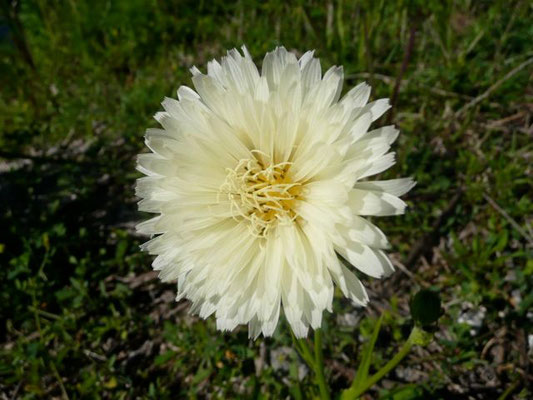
(177, 86, 200, 101)
(322, 66, 344, 105)
(336, 242, 394, 278)
(327, 259, 368, 306)
(304, 66, 343, 111)
(191, 74, 227, 118)
(136, 216, 162, 235)
(291, 142, 341, 182)
(154, 111, 181, 135)
(190, 65, 201, 76)
(207, 59, 225, 83)
(361, 99, 391, 121)
(304, 180, 348, 206)
(354, 178, 416, 197)
(144, 129, 181, 159)
(301, 57, 321, 92)
(254, 76, 269, 102)
(221, 51, 249, 93)
(298, 50, 315, 69)
(363, 125, 399, 145)
(350, 112, 372, 143)
(281, 266, 310, 338)
(339, 216, 390, 249)
(341, 82, 371, 108)
(262, 46, 298, 88)
(137, 153, 177, 177)
(355, 152, 397, 180)
(348, 188, 407, 216)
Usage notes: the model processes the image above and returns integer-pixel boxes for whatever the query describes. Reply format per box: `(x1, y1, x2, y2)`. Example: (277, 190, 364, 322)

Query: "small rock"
(457, 304, 486, 336)
(395, 366, 425, 382)
(270, 346, 292, 372)
(270, 346, 308, 380)
(336, 312, 361, 328)
(510, 289, 522, 308)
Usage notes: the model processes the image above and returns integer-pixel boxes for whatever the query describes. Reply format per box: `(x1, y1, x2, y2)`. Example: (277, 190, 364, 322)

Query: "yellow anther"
(219, 152, 302, 237)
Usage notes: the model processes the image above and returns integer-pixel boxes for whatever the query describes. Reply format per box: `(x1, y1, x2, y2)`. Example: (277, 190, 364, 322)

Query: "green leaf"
(288, 361, 303, 400)
(191, 367, 211, 385)
(352, 313, 384, 392)
(154, 351, 176, 366)
(381, 383, 424, 400)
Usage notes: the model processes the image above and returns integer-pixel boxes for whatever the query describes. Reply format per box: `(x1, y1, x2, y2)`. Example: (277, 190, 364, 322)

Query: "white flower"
(136, 46, 415, 339)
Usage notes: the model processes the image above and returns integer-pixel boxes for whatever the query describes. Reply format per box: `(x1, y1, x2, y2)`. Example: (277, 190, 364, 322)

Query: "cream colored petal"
(341, 82, 371, 108)
(336, 241, 394, 278)
(339, 216, 391, 249)
(354, 178, 416, 197)
(327, 258, 368, 306)
(348, 188, 407, 216)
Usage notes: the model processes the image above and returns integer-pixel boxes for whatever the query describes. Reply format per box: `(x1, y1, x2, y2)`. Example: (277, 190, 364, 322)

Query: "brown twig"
(483, 192, 533, 246)
(346, 72, 474, 101)
(386, 24, 417, 125)
(455, 57, 533, 118)
(486, 111, 526, 127)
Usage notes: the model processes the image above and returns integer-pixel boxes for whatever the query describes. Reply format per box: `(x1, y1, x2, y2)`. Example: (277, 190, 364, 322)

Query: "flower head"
(136, 46, 415, 338)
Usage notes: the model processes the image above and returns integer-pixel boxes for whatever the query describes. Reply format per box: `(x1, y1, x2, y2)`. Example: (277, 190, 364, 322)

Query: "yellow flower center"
(220, 151, 302, 237)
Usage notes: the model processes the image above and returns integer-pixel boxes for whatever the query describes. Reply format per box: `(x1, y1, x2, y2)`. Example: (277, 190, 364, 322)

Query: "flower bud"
(409, 289, 442, 328)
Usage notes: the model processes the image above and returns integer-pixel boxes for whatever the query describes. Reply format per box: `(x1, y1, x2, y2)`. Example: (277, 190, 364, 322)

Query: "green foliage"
(1, 0, 532, 398)
(352, 314, 384, 393)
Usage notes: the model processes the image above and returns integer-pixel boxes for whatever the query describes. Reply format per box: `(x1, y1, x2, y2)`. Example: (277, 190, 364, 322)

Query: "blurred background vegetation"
(1, 0, 532, 398)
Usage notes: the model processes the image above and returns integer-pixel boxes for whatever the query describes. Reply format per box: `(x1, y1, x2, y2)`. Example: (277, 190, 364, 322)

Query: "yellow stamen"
(219, 153, 302, 237)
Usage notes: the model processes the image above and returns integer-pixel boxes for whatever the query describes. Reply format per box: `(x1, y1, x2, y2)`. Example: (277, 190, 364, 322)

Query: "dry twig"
(483, 192, 533, 246)
(455, 57, 533, 118)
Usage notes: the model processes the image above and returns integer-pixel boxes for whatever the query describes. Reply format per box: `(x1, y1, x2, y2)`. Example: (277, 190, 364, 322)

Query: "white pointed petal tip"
(190, 66, 201, 76)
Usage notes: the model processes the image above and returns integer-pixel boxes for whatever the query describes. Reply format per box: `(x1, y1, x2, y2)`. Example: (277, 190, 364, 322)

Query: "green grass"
(1, 0, 532, 398)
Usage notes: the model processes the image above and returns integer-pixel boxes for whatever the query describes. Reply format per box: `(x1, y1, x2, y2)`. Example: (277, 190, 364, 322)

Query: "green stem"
(353, 340, 413, 397)
(497, 379, 520, 400)
(290, 330, 315, 368)
(290, 329, 331, 400)
(349, 327, 429, 399)
(314, 329, 330, 400)
(50, 360, 70, 400)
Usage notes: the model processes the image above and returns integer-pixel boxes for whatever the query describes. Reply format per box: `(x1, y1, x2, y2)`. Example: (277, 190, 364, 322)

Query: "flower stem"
(346, 326, 431, 399)
(313, 329, 331, 400)
(290, 329, 331, 400)
(352, 338, 413, 397)
(290, 330, 315, 367)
